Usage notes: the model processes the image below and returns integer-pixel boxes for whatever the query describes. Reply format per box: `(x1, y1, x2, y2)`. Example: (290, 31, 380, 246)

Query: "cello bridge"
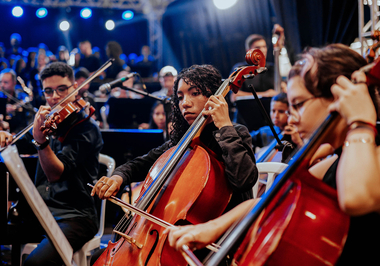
(113, 230, 143, 249)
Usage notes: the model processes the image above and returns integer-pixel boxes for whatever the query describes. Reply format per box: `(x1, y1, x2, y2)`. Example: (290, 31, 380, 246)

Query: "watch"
(32, 136, 50, 150)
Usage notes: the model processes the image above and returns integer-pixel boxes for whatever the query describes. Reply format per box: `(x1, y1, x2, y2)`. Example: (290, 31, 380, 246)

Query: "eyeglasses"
(42, 84, 74, 97)
(285, 97, 318, 122)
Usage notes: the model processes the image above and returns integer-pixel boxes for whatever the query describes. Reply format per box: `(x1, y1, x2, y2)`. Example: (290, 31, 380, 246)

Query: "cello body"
(233, 159, 349, 266)
(94, 144, 231, 266)
(204, 114, 350, 266)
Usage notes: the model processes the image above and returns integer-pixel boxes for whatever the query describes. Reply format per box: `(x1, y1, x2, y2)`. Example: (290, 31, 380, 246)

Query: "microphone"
(99, 72, 136, 94)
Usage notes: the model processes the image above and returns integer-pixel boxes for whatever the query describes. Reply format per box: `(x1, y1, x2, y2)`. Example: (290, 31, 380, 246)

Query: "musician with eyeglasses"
(8, 62, 103, 266)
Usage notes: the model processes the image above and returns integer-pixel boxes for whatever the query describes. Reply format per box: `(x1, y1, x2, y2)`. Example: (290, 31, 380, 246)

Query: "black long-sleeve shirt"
(35, 113, 103, 225)
(113, 123, 258, 212)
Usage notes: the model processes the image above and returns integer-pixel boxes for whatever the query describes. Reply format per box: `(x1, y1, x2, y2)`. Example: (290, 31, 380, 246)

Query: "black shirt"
(113, 123, 258, 212)
(35, 112, 103, 226)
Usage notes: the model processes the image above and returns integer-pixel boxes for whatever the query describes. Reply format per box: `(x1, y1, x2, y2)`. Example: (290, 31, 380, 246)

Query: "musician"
(18, 62, 103, 266)
(230, 25, 287, 103)
(251, 92, 302, 150)
(90, 64, 258, 264)
(0, 130, 12, 147)
(0, 68, 31, 133)
(166, 44, 380, 265)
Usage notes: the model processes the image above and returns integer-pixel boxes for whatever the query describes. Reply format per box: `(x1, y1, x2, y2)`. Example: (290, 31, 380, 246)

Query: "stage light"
(36, 8, 48, 18)
(213, 0, 238, 10)
(122, 10, 134, 20)
(59, 21, 70, 31)
(12, 6, 24, 17)
(105, 20, 115, 30)
(80, 8, 92, 19)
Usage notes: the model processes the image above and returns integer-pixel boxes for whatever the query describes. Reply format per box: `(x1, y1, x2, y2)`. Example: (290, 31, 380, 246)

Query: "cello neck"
(135, 79, 231, 211)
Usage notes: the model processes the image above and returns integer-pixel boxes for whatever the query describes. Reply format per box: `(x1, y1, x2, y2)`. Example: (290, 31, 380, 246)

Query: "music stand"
(106, 98, 155, 129)
(100, 129, 165, 167)
(234, 96, 272, 132)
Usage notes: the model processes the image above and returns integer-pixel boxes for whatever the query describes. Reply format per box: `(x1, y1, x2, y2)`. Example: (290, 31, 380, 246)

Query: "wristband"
(32, 136, 50, 150)
(344, 137, 374, 147)
(348, 120, 378, 136)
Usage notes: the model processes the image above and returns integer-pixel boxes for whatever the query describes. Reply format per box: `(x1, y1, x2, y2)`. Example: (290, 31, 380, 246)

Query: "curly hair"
(288, 43, 379, 116)
(40, 62, 74, 82)
(169, 64, 222, 145)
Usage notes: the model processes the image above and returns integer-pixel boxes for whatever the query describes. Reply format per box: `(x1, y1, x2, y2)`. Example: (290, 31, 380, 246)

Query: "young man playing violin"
(90, 64, 258, 264)
(9, 62, 103, 266)
(166, 44, 380, 265)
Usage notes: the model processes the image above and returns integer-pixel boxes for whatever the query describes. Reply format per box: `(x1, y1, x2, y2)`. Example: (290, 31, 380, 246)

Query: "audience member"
(6, 33, 24, 62)
(104, 41, 125, 80)
(152, 65, 177, 98)
(0, 68, 31, 133)
(138, 101, 169, 138)
(57, 45, 70, 64)
(133, 45, 156, 77)
(78, 40, 102, 73)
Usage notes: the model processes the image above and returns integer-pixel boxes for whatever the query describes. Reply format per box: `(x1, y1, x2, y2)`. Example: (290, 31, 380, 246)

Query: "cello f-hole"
(145, 229, 160, 266)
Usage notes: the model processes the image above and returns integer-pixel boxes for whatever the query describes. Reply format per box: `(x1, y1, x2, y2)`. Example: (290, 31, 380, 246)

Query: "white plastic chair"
(20, 153, 115, 266)
(252, 162, 288, 198)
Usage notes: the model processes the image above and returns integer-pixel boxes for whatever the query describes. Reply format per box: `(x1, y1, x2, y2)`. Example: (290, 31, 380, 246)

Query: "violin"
(39, 97, 93, 136)
(3, 59, 114, 148)
(92, 49, 267, 266)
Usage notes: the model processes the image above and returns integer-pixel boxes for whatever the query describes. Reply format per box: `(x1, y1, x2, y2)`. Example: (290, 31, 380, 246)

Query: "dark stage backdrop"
(162, 0, 362, 78)
(0, 0, 364, 78)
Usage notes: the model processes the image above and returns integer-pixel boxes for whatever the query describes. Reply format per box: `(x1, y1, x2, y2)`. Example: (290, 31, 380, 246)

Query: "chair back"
(253, 162, 288, 198)
(96, 154, 116, 237)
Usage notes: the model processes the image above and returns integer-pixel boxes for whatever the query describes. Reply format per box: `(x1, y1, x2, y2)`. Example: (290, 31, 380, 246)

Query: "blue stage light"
(12, 6, 24, 17)
(36, 8, 48, 18)
(80, 8, 92, 19)
(122, 10, 134, 20)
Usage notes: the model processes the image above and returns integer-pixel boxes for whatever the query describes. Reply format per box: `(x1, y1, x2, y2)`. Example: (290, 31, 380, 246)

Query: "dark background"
(0, 0, 367, 78)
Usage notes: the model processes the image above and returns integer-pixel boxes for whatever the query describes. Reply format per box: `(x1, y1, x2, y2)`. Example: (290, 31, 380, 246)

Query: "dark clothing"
(322, 155, 380, 265)
(0, 88, 33, 133)
(104, 60, 125, 80)
(23, 217, 97, 266)
(231, 62, 274, 93)
(35, 113, 103, 223)
(251, 125, 281, 148)
(113, 123, 258, 212)
(79, 54, 102, 73)
(21, 111, 103, 265)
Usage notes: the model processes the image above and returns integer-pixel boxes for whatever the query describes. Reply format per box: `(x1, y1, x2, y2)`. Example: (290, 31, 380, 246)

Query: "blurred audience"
(152, 66, 177, 98)
(78, 40, 102, 73)
(105, 41, 126, 80)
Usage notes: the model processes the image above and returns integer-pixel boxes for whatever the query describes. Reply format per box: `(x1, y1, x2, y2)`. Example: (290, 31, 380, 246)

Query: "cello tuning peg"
(242, 74, 256, 79)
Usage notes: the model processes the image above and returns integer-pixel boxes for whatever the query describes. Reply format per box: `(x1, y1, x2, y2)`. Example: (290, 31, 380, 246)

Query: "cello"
(92, 50, 267, 266)
(203, 113, 350, 266)
(203, 44, 380, 265)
